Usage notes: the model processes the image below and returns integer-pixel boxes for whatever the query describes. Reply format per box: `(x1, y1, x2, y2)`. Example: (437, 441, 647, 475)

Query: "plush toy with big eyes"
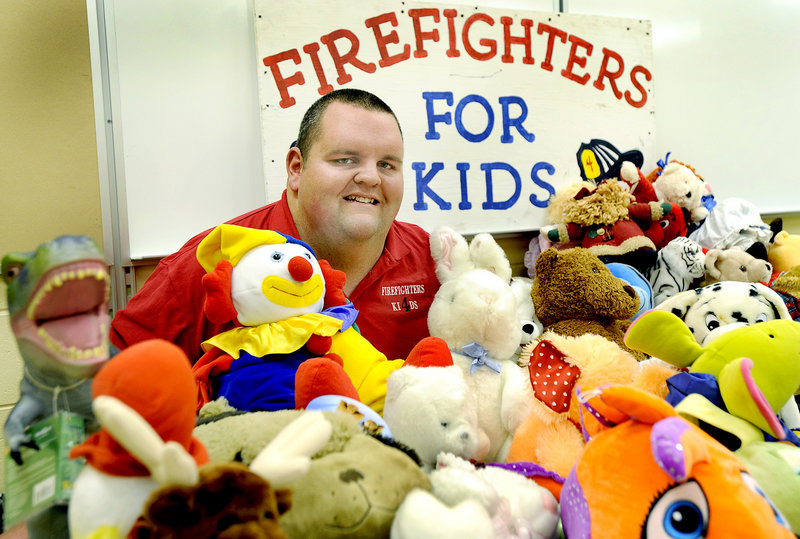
(561, 385, 794, 538)
(192, 224, 402, 414)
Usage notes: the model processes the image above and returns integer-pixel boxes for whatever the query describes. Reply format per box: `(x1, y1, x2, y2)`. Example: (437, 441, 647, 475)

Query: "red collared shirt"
(110, 191, 440, 362)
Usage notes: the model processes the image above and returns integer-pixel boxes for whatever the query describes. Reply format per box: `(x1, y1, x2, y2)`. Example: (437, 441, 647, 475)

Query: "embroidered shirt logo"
(381, 284, 426, 312)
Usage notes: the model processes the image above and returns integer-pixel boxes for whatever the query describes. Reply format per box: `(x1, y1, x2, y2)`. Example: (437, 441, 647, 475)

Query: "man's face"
(287, 102, 404, 245)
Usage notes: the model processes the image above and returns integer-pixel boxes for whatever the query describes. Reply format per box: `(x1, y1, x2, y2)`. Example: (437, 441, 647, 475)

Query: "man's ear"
(286, 147, 303, 191)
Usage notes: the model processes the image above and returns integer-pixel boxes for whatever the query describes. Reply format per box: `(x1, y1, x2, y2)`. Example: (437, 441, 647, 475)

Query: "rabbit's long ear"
(469, 233, 512, 282)
(430, 226, 473, 283)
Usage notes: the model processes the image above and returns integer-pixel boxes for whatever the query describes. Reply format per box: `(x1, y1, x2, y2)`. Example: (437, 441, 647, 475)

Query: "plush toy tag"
(528, 340, 581, 413)
(3, 412, 86, 529)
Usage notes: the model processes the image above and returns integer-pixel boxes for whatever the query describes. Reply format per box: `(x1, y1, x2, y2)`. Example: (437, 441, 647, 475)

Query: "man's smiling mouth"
(344, 195, 378, 205)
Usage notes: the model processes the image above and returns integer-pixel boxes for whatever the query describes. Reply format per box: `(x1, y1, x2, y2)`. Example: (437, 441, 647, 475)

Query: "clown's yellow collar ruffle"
(202, 312, 344, 359)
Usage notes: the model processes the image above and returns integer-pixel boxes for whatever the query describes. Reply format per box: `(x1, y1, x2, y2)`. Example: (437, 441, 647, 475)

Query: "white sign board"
(255, 1, 655, 234)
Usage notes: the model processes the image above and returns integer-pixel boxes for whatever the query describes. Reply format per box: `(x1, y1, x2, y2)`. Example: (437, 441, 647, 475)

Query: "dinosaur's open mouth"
(19, 260, 111, 364)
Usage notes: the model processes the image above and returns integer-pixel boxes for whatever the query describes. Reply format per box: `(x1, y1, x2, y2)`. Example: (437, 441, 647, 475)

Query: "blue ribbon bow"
(656, 151, 672, 175)
(461, 342, 502, 375)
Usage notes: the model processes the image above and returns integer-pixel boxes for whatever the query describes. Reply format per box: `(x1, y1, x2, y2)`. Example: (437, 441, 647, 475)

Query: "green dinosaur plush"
(2, 235, 111, 538)
(194, 404, 431, 538)
(624, 309, 800, 439)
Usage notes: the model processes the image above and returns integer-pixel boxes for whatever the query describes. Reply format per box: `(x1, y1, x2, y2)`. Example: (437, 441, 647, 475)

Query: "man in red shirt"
(110, 89, 440, 363)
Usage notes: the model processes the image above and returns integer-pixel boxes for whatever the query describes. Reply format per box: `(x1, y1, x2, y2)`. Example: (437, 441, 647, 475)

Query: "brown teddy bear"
(531, 247, 645, 359)
(131, 462, 292, 538)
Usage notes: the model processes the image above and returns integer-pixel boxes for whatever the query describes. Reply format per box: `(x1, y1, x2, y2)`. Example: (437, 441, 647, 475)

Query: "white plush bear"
(391, 489, 494, 539)
(652, 161, 710, 225)
(383, 336, 490, 470)
(391, 452, 560, 539)
(427, 226, 536, 462)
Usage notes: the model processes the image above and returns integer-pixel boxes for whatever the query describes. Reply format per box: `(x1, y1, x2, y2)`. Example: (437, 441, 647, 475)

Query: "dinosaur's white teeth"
(26, 267, 110, 320)
(37, 324, 109, 362)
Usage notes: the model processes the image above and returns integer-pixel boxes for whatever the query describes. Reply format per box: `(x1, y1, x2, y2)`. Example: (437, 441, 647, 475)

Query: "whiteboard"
(96, 0, 799, 262)
(568, 0, 800, 215)
(102, 0, 266, 260)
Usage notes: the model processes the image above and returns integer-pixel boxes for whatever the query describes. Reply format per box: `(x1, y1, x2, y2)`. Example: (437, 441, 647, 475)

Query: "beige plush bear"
(648, 160, 709, 227)
(704, 247, 772, 285)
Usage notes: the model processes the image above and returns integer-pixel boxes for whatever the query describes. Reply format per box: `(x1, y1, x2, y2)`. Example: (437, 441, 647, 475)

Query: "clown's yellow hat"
(196, 224, 314, 272)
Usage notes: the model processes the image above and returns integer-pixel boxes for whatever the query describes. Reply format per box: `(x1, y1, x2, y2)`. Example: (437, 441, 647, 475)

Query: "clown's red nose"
(288, 256, 314, 282)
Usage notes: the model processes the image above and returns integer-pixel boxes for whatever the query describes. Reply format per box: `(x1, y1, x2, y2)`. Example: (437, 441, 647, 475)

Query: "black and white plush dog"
(656, 280, 792, 346)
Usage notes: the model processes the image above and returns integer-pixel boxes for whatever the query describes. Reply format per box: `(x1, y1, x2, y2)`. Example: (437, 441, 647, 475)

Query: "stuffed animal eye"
(3, 263, 22, 280)
(740, 471, 789, 529)
(754, 313, 768, 323)
(440, 421, 449, 428)
(271, 251, 284, 262)
(739, 265, 747, 272)
(704, 313, 720, 332)
(645, 480, 708, 539)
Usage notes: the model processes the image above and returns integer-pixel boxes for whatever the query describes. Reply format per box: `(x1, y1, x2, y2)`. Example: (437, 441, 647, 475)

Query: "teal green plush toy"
(624, 309, 800, 439)
(737, 441, 800, 534)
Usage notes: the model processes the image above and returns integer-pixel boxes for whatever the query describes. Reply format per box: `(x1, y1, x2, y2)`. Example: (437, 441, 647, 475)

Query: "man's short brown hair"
(294, 89, 402, 160)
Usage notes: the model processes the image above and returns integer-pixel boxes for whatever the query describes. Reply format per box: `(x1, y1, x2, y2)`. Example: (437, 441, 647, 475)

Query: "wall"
(0, 0, 102, 493)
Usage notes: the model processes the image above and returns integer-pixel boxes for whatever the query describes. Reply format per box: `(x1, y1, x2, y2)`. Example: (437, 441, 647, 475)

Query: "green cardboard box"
(3, 412, 86, 529)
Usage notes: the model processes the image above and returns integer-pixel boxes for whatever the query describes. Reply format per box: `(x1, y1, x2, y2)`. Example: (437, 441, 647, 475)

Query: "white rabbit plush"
(427, 226, 536, 462)
(449, 229, 543, 360)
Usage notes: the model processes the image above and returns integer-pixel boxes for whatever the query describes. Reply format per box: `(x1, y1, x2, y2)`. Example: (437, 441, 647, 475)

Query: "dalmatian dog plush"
(655, 281, 792, 346)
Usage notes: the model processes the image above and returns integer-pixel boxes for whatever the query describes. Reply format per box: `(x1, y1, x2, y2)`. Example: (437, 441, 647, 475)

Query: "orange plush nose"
(288, 256, 313, 282)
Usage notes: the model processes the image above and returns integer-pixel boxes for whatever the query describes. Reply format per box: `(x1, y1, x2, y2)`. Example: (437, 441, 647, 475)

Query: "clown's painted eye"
(645, 480, 708, 539)
(271, 251, 284, 262)
(704, 313, 720, 332)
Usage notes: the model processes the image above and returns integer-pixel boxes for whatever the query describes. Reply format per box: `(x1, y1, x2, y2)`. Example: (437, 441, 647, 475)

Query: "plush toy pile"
(6, 150, 800, 538)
